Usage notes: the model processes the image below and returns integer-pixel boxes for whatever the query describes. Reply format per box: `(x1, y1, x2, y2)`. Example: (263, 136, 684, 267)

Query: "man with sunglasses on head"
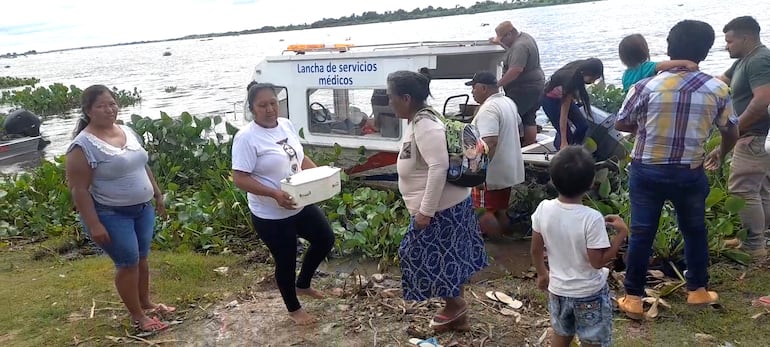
(490, 21, 545, 147)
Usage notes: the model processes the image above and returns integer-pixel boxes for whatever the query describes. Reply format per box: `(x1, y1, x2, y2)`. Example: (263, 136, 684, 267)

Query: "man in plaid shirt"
(614, 19, 739, 320)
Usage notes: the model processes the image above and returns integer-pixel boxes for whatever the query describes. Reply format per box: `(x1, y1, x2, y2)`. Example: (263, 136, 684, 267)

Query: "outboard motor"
(4, 109, 42, 137)
(585, 106, 628, 162)
(2, 109, 50, 150)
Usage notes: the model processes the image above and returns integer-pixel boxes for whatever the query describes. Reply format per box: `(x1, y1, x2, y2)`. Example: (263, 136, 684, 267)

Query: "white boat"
(245, 40, 626, 181)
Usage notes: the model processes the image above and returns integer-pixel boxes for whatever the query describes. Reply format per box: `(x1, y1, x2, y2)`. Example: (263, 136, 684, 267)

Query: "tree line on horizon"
(180, 0, 593, 40)
(2, 0, 594, 56)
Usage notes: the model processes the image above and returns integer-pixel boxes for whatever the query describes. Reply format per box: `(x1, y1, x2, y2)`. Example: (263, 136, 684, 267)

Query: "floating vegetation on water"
(164, 86, 177, 93)
(0, 83, 142, 117)
(0, 76, 40, 89)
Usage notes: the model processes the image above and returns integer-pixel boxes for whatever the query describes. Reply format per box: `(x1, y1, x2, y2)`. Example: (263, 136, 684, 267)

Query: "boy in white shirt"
(530, 146, 628, 347)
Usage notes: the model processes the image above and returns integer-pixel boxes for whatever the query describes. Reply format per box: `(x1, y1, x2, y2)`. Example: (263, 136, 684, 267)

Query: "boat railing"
(281, 40, 497, 55)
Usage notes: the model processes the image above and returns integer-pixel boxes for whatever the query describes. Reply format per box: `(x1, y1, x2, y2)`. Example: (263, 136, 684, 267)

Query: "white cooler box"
(280, 165, 342, 207)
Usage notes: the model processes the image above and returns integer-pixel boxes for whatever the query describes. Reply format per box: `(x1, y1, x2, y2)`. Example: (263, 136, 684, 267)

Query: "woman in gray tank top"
(65, 85, 172, 332)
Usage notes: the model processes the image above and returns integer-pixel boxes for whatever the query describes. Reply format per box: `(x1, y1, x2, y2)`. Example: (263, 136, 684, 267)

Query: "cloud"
(0, 22, 76, 36)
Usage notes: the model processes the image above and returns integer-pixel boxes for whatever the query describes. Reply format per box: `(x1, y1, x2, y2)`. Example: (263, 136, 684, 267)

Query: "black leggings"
(251, 205, 335, 312)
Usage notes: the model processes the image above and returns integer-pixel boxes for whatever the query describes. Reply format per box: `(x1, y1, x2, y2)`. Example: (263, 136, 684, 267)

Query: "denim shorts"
(548, 284, 612, 346)
(80, 200, 155, 268)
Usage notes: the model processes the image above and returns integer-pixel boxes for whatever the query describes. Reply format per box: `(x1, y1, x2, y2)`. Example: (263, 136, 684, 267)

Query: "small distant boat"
(163, 51, 172, 56)
(0, 109, 50, 162)
(481, 23, 489, 27)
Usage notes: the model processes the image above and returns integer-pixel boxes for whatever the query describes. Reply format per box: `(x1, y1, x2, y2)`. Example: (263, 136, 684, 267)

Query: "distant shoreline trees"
(2, 0, 598, 57)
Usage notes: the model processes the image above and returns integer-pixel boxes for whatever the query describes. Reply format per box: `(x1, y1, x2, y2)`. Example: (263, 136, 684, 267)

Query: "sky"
(1, 0, 483, 53)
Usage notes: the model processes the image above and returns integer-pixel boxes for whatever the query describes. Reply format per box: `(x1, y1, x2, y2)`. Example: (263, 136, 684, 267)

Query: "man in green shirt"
(719, 16, 770, 259)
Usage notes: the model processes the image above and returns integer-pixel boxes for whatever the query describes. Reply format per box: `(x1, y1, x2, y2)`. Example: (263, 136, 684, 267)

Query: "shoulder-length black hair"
(544, 58, 604, 118)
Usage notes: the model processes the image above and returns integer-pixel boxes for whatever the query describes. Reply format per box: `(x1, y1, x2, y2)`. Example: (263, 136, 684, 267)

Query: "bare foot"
(288, 308, 317, 325)
(142, 303, 177, 316)
(296, 287, 326, 299)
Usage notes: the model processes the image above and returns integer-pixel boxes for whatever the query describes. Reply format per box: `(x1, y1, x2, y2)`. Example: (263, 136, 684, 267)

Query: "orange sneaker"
(617, 295, 643, 320)
(687, 288, 719, 307)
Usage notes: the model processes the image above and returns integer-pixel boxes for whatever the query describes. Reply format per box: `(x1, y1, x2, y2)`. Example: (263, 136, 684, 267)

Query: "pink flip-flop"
(752, 296, 770, 308)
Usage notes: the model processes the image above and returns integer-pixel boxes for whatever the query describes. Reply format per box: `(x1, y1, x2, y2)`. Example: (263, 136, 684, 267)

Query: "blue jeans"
(541, 96, 589, 150)
(625, 162, 710, 296)
(549, 284, 612, 346)
(81, 200, 156, 268)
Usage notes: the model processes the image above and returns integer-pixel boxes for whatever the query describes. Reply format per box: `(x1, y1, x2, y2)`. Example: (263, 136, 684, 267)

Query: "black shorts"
(505, 88, 543, 126)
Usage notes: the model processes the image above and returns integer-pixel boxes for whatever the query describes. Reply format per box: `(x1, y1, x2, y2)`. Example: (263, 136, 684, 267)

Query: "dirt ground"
(159, 240, 550, 347)
(63, 241, 770, 347)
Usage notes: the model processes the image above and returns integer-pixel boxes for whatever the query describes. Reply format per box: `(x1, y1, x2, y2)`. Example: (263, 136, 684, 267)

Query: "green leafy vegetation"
(589, 83, 625, 114)
(0, 76, 39, 89)
(0, 112, 408, 264)
(0, 84, 141, 117)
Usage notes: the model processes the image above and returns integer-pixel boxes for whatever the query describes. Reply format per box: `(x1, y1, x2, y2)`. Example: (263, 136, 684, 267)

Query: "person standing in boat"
(614, 20, 738, 319)
(490, 20, 545, 147)
(388, 69, 488, 332)
(465, 71, 525, 237)
(66, 85, 174, 332)
(717, 16, 770, 260)
(541, 58, 604, 150)
(231, 83, 335, 325)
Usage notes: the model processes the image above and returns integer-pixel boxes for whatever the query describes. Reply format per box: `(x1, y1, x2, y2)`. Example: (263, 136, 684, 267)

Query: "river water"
(1, 0, 768, 172)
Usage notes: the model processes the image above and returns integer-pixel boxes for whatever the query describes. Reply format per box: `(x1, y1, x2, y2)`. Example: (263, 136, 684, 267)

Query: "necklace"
(745, 44, 764, 58)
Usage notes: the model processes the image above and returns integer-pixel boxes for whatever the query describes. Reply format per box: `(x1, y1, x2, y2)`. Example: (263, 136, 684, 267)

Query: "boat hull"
(0, 136, 42, 162)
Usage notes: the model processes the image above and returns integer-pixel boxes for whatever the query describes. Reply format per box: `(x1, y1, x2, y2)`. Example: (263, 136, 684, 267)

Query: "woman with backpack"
(541, 58, 605, 150)
(387, 69, 488, 332)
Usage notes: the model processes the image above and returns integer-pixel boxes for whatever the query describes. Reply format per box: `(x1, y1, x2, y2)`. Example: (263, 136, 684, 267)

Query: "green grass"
(614, 262, 770, 346)
(2, 241, 770, 346)
(0, 245, 259, 347)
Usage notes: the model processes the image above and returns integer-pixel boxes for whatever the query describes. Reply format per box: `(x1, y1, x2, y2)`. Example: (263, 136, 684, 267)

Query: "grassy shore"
(2, 240, 770, 346)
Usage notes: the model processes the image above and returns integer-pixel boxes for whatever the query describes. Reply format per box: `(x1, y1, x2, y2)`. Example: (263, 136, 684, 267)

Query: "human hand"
(273, 190, 298, 210)
(89, 223, 111, 245)
(154, 194, 167, 219)
(414, 212, 432, 230)
(605, 215, 629, 236)
(536, 272, 549, 291)
(685, 61, 699, 71)
(704, 149, 722, 171)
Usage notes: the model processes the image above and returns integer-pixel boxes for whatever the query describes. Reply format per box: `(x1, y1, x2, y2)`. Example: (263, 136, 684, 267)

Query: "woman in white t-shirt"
(231, 83, 335, 325)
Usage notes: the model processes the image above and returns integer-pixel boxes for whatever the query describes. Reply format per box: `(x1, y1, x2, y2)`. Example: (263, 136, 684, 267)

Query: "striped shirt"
(616, 69, 737, 166)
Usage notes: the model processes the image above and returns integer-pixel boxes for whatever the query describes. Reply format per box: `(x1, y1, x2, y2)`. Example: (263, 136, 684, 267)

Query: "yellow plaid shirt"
(616, 69, 737, 166)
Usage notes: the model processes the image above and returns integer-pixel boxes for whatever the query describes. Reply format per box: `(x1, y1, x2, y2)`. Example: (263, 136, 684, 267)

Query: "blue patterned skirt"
(399, 197, 489, 301)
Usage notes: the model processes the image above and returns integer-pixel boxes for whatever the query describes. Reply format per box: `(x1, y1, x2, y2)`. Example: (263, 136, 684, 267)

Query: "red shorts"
(471, 186, 511, 212)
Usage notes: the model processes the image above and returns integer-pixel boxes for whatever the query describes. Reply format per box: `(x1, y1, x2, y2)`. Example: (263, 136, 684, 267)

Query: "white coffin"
(280, 165, 342, 207)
